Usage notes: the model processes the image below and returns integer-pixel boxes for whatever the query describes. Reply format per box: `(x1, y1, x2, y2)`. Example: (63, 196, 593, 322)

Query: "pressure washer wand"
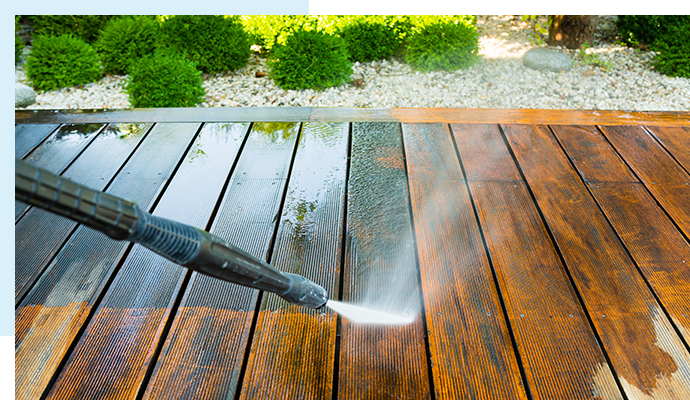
(15, 158, 328, 309)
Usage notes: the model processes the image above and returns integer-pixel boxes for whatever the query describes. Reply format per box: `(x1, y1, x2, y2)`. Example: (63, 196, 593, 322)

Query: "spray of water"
(326, 300, 415, 325)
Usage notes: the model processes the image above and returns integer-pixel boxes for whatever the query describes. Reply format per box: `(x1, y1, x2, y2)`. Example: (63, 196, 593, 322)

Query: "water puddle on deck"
(326, 300, 415, 325)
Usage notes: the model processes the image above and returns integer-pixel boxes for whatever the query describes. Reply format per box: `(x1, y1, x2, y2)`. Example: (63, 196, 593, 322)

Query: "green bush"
(158, 15, 251, 74)
(25, 34, 102, 91)
(16, 16, 24, 63)
(405, 21, 479, 72)
(338, 20, 399, 62)
(124, 52, 205, 108)
(241, 15, 319, 51)
(651, 25, 690, 78)
(268, 28, 352, 90)
(30, 15, 115, 43)
(616, 15, 690, 47)
(95, 16, 158, 75)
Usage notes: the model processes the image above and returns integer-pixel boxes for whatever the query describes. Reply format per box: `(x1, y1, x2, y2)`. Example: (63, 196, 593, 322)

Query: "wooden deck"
(15, 108, 690, 400)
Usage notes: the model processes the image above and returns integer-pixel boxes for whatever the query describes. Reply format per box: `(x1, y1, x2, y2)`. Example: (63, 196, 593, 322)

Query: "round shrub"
(25, 34, 102, 91)
(339, 20, 399, 62)
(95, 16, 158, 75)
(124, 52, 205, 108)
(405, 21, 479, 72)
(268, 29, 352, 90)
(651, 25, 690, 78)
(16, 16, 24, 63)
(30, 15, 115, 44)
(158, 15, 251, 74)
(616, 15, 690, 47)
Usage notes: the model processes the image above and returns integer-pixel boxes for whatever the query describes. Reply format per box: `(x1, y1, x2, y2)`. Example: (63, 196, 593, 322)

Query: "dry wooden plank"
(16, 123, 105, 222)
(645, 126, 690, 174)
(503, 123, 690, 400)
(15, 123, 152, 305)
(15, 123, 60, 158)
(338, 122, 430, 399)
(451, 123, 622, 400)
(552, 124, 690, 343)
(140, 122, 301, 400)
(402, 123, 525, 400)
(238, 122, 349, 400)
(15, 123, 203, 400)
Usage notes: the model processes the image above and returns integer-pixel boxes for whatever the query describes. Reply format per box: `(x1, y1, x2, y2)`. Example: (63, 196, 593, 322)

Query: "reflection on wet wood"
(553, 124, 690, 344)
(645, 126, 690, 173)
(452, 124, 622, 400)
(600, 125, 690, 238)
(340, 122, 430, 399)
(143, 122, 299, 400)
(403, 123, 525, 399)
(239, 122, 349, 399)
(15, 123, 60, 158)
(503, 123, 690, 400)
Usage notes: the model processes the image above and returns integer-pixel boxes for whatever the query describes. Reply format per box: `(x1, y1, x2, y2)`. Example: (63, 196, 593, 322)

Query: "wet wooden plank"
(600, 125, 690, 238)
(310, 108, 394, 122)
(141, 122, 300, 400)
(15, 123, 152, 305)
(503, 123, 690, 400)
(402, 123, 525, 400)
(645, 126, 690, 174)
(15, 123, 60, 158)
(451, 124, 622, 400)
(553, 124, 690, 343)
(15, 123, 203, 400)
(338, 122, 430, 399)
(16, 123, 105, 222)
(238, 122, 349, 400)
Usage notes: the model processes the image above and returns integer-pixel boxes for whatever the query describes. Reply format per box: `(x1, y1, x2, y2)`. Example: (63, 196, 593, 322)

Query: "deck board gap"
(497, 124, 629, 399)
(642, 126, 690, 179)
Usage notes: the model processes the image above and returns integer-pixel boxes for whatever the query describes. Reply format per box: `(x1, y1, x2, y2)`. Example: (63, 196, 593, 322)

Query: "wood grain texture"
(452, 123, 622, 400)
(552, 124, 690, 344)
(645, 126, 690, 174)
(16, 123, 203, 400)
(142, 122, 300, 400)
(43, 123, 254, 400)
(239, 122, 349, 400)
(15, 123, 60, 158)
(402, 123, 526, 400)
(339, 122, 431, 399)
(503, 123, 690, 400)
(15, 123, 152, 304)
(600, 125, 690, 238)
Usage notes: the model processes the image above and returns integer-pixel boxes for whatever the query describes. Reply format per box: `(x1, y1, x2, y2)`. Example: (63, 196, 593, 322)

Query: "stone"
(15, 83, 36, 108)
(522, 48, 573, 72)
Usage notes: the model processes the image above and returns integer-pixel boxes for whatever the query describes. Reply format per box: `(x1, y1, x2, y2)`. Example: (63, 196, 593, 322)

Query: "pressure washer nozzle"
(279, 273, 328, 309)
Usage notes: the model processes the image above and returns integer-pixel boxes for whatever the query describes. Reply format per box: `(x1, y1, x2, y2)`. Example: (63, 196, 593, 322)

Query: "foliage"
(616, 15, 690, 47)
(268, 28, 352, 90)
(30, 15, 115, 43)
(338, 20, 400, 62)
(25, 34, 102, 91)
(405, 20, 480, 72)
(124, 52, 206, 108)
(576, 42, 614, 70)
(94, 16, 158, 75)
(521, 15, 548, 46)
(241, 15, 320, 51)
(16, 16, 24, 63)
(158, 15, 251, 74)
(651, 25, 690, 78)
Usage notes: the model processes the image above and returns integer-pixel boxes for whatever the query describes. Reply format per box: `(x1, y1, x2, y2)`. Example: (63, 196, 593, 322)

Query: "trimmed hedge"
(30, 15, 115, 44)
(405, 20, 480, 72)
(95, 16, 158, 75)
(338, 20, 399, 62)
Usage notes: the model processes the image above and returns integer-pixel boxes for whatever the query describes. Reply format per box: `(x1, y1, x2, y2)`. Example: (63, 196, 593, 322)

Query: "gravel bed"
(14, 15, 690, 111)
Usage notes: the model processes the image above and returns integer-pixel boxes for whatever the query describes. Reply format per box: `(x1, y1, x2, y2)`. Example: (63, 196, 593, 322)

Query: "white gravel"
(14, 15, 690, 111)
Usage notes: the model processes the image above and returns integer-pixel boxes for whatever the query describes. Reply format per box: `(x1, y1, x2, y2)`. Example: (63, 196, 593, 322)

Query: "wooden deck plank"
(503, 123, 690, 400)
(451, 123, 622, 400)
(15, 123, 152, 305)
(16, 108, 690, 126)
(552, 124, 690, 343)
(599, 125, 690, 238)
(15, 123, 60, 158)
(645, 126, 690, 174)
(238, 122, 349, 400)
(40, 123, 241, 400)
(15, 123, 203, 400)
(338, 122, 431, 399)
(15, 123, 105, 222)
(141, 122, 299, 400)
(402, 123, 526, 400)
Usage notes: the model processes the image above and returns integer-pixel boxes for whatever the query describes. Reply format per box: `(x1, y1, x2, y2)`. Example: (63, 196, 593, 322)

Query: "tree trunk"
(548, 15, 599, 49)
